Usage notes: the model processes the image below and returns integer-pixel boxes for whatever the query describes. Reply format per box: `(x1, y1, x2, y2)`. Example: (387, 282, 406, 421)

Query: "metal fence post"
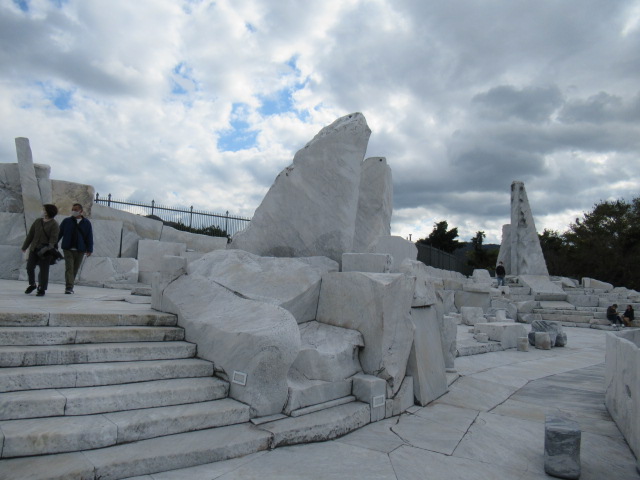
(225, 211, 229, 234)
(151, 200, 155, 216)
(189, 206, 193, 228)
(107, 193, 111, 207)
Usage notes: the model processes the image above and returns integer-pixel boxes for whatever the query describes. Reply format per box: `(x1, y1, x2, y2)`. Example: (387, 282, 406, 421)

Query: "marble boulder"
(189, 250, 337, 323)
(528, 320, 567, 347)
(0, 163, 23, 212)
(317, 272, 415, 395)
(160, 225, 228, 253)
(367, 235, 418, 272)
(406, 306, 448, 405)
(353, 157, 392, 253)
(399, 259, 438, 307)
(137, 239, 187, 284)
(0, 245, 24, 280)
(51, 180, 95, 217)
(341, 253, 392, 273)
(460, 306, 485, 326)
(0, 212, 26, 246)
(230, 113, 371, 263)
(162, 274, 301, 417)
(91, 204, 163, 258)
(291, 320, 364, 382)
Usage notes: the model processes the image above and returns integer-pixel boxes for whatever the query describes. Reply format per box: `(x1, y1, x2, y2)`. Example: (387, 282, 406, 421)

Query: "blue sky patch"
(258, 57, 307, 117)
(37, 82, 74, 110)
(171, 62, 199, 95)
(218, 103, 258, 152)
(171, 80, 187, 95)
(13, 0, 28, 11)
(258, 88, 294, 116)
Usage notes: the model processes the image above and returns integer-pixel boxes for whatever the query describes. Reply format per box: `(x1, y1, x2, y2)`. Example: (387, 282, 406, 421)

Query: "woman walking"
(21, 204, 60, 297)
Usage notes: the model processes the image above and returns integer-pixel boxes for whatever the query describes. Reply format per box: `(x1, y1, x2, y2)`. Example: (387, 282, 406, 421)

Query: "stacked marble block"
(460, 304, 527, 349)
(528, 320, 568, 350)
(154, 241, 455, 422)
(339, 248, 450, 418)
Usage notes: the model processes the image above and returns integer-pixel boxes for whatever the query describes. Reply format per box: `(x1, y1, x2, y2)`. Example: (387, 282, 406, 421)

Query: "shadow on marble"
(433, 376, 518, 411)
(390, 445, 550, 480)
(335, 417, 405, 453)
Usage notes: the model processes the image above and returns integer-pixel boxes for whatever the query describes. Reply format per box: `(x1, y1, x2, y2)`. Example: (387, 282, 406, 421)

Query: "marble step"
(0, 341, 196, 367)
(0, 311, 177, 328)
(0, 358, 214, 393)
(0, 398, 250, 458)
(0, 377, 229, 421)
(508, 287, 532, 295)
(0, 423, 272, 480)
(0, 326, 185, 346)
(532, 309, 587, 315)
(510, 294, 536, 302)
(537, 313, 594, 323)
(0, 402, 371, 479)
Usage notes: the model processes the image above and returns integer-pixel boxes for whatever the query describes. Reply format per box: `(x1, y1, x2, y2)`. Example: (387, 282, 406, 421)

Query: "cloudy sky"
(1, 0, 639, 243)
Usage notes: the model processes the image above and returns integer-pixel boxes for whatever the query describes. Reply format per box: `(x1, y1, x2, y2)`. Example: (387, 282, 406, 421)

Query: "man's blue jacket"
(58, 217, 94, 253)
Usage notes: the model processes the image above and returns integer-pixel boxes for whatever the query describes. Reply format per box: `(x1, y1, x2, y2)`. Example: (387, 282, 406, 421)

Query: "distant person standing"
(495, 261, 506, 287)
(58, 203, 93, 294)
(22, 204, 60, 297)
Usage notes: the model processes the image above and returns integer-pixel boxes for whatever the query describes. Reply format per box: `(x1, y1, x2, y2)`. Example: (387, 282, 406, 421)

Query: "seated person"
(606, 304, 624, 326)
(623, 305, 634, 327)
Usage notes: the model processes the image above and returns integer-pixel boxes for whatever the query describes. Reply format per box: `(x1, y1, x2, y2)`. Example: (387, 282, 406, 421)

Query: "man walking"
(58, 203, 93, 294)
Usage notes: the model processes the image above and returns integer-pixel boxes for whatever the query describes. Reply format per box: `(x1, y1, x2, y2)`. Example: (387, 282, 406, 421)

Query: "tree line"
(416, 196, 640, 291)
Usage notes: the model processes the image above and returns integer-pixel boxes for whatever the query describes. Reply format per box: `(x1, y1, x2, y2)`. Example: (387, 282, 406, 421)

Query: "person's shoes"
(36, 288, 45, 297)
(64, 288, 74, 294)
(25, 284, 37, 294)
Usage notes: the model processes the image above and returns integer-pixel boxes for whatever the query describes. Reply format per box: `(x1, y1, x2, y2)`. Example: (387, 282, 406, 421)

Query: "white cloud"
(1, 0, 639, 247)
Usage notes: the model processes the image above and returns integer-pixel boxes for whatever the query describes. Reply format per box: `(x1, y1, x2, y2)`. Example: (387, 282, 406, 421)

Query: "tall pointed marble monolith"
(15, 138, 45, 230)
(505, 181, 548, 276)
(230, 113, 371, 263)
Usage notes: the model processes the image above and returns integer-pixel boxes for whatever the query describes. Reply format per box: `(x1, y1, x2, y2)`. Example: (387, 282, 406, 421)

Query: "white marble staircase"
(0, 309, 264, 479)
(0, 295, 373, 480)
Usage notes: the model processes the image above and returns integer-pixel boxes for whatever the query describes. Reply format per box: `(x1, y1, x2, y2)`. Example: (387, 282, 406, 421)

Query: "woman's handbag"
(36, 219, 63, 264)
(49, 246, 63, 265)
(36, 243, 53, 258)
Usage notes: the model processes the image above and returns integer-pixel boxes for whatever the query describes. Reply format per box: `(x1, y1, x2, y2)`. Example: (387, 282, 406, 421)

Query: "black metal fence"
(94, 193, 252, 236)
(416, 243, 472, 276)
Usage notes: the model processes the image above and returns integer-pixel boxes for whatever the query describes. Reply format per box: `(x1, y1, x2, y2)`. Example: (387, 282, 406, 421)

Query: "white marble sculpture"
(497, 181, 549, 276)
(229, 113, 371, 263)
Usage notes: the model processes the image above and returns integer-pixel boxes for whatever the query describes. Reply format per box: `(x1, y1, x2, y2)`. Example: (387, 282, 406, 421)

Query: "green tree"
(538, 229, 568, 276)
(562, 198, 640, 289)
(416, 221, 462, 253)
(465, 230, 498, 269)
